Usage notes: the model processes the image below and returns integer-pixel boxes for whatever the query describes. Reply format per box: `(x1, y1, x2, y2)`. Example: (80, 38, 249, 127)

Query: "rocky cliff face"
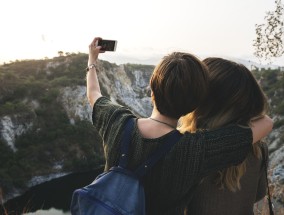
(96, 63, 152, 117)
(0, 59, 153, 154)
(0, 57, 155, 202)
(56, 63, 153, 124)
(268, 124, 284, 205)
(0, 114, 34, 152)
(60, 86, 92, 123)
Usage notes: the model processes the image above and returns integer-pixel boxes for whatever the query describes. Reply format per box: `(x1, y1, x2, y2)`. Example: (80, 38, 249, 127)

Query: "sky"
(1, 0, 283, 66)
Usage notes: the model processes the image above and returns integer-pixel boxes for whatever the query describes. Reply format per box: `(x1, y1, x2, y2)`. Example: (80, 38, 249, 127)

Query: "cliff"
(0, 54, 283, 207)
(0, 53, 154, 201)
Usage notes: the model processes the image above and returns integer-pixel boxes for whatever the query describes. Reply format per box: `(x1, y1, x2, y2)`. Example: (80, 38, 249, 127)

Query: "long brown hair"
(179, 57, 268, 191)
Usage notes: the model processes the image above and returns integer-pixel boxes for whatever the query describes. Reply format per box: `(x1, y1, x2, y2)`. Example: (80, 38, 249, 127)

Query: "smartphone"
(97, 39, 117, 51)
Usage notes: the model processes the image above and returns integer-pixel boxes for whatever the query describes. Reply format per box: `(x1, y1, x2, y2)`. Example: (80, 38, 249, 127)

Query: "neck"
(150, 107, 178, 129)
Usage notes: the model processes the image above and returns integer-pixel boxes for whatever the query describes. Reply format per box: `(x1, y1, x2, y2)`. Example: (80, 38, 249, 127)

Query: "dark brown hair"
(199, 57, 267, 127)
(150, 52, 209, 119)
(180, 57, 268, 191)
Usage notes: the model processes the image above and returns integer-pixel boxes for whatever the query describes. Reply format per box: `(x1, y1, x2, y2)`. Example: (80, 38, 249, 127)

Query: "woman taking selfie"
(85, 37, 273, 214)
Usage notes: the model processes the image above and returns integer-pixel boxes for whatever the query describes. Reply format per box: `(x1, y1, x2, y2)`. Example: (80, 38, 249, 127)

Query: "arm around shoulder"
(250, 115, 273, 144)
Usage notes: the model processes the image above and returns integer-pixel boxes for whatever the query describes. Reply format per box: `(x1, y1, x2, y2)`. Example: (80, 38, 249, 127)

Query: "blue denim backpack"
(70, 118, 181, 215)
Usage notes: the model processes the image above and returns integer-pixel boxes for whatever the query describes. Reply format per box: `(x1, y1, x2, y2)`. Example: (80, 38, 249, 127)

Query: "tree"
(58, 51, 64, 57)
(253, 0, 284, 63)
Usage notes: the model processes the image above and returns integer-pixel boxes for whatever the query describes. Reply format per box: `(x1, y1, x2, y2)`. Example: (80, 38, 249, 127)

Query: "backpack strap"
(118, 117, 135, 168)
(134, 130, 182, 177)
(260, 144, 274, 215)
(118, 117, 182, 177)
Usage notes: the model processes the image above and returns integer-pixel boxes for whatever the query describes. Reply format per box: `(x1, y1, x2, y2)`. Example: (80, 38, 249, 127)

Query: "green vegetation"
(123, 63, 154, 73)
(0, 53, 105, 194)
(100, 60, 118, 70)
(252, 68, 284, 118)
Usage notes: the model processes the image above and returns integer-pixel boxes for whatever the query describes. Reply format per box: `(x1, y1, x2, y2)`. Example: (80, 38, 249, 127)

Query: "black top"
(186, 144, 267, 215)
(92, 97, 253, 215)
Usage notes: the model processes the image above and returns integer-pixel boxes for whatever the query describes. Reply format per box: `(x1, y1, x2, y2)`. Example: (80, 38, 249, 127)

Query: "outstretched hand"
(88, 37, 105, 65)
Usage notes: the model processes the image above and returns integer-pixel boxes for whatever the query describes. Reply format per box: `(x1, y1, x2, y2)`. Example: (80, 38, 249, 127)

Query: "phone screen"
(97, 39, 117, 51)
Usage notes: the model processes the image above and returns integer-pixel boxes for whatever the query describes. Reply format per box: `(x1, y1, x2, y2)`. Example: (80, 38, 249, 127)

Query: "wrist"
(86, 63, 98, 72)
(88, 57, 97, 65)
(88, 60, 97, 65)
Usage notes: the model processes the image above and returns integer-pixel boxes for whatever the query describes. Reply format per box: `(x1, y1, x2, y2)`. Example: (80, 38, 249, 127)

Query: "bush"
(0, 101, 29, 116)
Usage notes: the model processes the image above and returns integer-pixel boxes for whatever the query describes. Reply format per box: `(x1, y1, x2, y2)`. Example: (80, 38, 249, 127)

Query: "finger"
(96, 46, 105, 53)
(96, 46, 102, 52)
(90, 37, 102, 46)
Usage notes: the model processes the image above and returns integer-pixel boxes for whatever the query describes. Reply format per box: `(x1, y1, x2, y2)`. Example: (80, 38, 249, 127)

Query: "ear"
(151, 91, 155, 107)
(151, 91, 155, 101)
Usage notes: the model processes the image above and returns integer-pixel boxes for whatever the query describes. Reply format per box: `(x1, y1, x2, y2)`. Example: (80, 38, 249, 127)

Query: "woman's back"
(186, 147, 267, 215)
(180, 57, 270, 215)
(92, 97, 254, 215)
(86, 43, 273, 214)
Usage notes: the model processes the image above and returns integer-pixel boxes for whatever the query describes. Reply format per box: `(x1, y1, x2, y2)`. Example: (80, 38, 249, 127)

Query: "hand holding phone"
(97, 39, 117, 51)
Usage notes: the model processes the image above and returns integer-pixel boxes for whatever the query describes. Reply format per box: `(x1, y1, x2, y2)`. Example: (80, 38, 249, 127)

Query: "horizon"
(1, 0, 284, 66)
(1, 51, 282, 70)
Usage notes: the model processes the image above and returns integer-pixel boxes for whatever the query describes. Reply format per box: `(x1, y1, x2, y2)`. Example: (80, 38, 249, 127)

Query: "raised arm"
(250, 115, 273, 143)
(86, 37, 104, 108)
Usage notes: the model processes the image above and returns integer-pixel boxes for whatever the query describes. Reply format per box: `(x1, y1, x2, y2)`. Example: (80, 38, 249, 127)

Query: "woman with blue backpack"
(75, 36, 273, 215)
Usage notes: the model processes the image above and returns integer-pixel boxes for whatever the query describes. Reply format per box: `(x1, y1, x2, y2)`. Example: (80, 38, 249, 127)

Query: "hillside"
(0, 53, 154, 200)
(0, 54, 283, 208)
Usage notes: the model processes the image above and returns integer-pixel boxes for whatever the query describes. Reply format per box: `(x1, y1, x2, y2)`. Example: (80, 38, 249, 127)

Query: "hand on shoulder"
(250, 115, 273, 144)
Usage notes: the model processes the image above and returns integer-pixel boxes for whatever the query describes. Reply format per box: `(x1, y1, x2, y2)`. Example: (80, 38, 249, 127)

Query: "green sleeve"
(92, 97, 136, 170)
(200, 125, 253, 177)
